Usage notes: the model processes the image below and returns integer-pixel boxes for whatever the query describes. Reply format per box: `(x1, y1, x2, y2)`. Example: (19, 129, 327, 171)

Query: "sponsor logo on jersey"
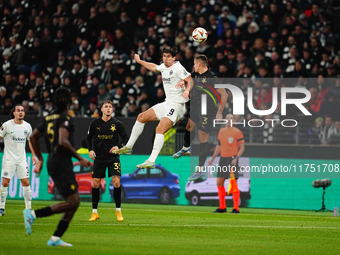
(12, 137, 26, 142)
(98, 134, 114, 139)
(24, 130, 28, 136)
(228, 137, 234, 144)
(110, 125, 116, 132)
(169, 70, 173, 75)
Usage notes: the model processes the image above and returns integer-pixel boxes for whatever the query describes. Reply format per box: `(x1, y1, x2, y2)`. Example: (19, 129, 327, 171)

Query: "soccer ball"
(192, 27, 208, 43)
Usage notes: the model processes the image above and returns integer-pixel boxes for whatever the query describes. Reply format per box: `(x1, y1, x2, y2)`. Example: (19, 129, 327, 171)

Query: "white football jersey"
(156, 61, 191, 104)
(0, 119, 32, 163)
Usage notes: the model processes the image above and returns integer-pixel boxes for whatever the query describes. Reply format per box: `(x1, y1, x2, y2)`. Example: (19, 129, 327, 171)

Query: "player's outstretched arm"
(59, 127, 91, 167)
(134, 54, 158, 72)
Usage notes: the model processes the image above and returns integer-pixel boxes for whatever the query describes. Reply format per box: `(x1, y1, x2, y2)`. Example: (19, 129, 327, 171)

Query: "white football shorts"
(152, 101, 186, 125)
(1, 159, 29, 179)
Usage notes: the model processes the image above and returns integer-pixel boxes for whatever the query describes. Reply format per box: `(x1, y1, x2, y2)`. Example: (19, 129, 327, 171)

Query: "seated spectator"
(321, 115, 337, 145)
(112, 86, 125, 116)
(329, 120, 340, 145)
(307, 117, 323, 144)
(97, 84, 111, 106)
(256, 85, 272, 109)
(84, 99, 100, 118)
(308, 87, 322, 114)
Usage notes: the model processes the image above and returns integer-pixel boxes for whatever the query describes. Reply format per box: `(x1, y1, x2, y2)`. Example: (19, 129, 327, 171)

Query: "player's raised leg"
(173, 119, 196, 159)
(113, 108, 158, 155)
(137, 117, 173, 168)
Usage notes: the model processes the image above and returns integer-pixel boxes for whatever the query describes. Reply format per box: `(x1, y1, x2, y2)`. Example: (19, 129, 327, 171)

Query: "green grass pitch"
(1, 200, 340, 255)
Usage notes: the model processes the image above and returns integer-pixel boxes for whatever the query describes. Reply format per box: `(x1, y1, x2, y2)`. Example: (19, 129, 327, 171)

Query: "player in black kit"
(87, 100, 128, 222)
(172, 55, 228, 181)
(24, 87, 91, 247)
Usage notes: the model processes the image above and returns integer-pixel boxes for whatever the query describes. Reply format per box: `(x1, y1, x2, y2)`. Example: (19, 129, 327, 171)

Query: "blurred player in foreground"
(25, 87, 91, 246)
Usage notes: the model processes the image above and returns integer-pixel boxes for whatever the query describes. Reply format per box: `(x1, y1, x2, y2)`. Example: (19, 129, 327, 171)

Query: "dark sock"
(184, 129, 195, 148)
(199, 142, 209, 166)
(53, 220, 69, 238)
(114, 186, 121, 208)
(92, 188, 100, 209)
(35, 206, 53, 218)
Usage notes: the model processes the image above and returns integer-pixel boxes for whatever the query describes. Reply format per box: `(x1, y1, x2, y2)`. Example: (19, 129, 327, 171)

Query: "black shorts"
(92, 158, 121, 178)
(51, 171, 78, 197)
(190, 108, 216, 134)
(216, 156, 239, 179)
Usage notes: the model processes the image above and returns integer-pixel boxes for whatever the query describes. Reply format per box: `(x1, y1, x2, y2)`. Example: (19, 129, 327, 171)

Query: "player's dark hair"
(100, 100, 114, 109)
(195, 55, 208, 66)
(10, 104, 24, 119)
(162, 46, 177, 57)
(54, 87, 72, 113)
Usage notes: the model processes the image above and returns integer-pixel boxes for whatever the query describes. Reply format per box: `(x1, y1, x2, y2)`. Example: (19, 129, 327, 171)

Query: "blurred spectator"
(321, 115, 337, 145)
(0, 0, 338, 147)
(84, 98, 99, 117)
(307, 117, 323, 144)
(329, 120, 340, 145)
(97, 84, 111, 106)
(308, 87, 322, 114)
(79, 85, 92, 113)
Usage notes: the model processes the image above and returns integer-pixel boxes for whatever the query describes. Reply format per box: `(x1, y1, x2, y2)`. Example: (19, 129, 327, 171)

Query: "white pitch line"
(1, 222, 340, 229)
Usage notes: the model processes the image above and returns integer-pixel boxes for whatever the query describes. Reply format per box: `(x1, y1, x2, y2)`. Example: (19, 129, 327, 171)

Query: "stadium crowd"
(0, 0, 340, 144)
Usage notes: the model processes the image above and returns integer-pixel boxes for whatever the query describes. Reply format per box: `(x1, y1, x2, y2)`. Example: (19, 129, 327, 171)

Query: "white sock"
(51, 236, 60, 242)
(0, 186, 8, 209)
(148, 134, 164, 162)
(183, 146, 190, 150)
(92, 209, 98, 213)
(23, 186, 32, 209)
(31, 210, 36, 218)
(116, 208, 121, 212)
(126, 121, 145, 148)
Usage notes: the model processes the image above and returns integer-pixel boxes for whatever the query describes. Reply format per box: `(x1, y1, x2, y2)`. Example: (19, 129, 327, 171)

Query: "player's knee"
(2, 179, 10, 187)
(68, 198, 80, 210)
(198, 131, 208, 142)
(155, 125, 165, 134)
(92, 179, 101, 188)
(216, 179, 224, 187)
(21, 180, 30, 186)
(137, 113, 145, 123)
